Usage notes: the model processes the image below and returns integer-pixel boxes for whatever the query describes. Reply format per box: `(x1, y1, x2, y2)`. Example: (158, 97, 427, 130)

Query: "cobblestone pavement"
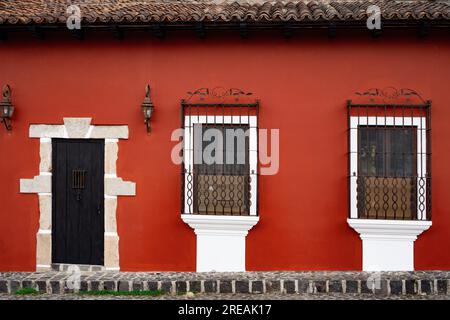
(2, 271, 450, 281)
(1, 293, 449, 300)
(1, 271, 449, 297)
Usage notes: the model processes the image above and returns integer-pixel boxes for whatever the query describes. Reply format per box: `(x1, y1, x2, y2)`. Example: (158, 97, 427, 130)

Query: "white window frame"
(349, 116, 427, 220)
(183, 115, 258, 216)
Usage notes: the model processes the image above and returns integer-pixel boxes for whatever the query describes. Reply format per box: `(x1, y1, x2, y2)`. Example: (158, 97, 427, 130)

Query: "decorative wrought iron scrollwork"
(352, 87, 428, 105)
(183, 87, 257, 106)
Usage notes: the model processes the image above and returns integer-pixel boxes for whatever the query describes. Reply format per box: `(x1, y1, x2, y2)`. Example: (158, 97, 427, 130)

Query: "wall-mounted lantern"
(141, 84, 154, 134)
(0, 85, 14, 131)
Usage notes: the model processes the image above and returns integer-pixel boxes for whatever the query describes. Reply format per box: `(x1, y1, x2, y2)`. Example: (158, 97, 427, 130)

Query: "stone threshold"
(51, 264, 105, 272)
(0, 271, 448, 296)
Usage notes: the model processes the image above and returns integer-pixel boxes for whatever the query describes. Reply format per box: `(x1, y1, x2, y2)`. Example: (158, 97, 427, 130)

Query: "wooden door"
(52, 139, 104, 265)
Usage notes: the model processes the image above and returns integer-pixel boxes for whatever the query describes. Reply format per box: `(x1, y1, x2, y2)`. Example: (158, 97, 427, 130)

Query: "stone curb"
(0, 277, 448, 296)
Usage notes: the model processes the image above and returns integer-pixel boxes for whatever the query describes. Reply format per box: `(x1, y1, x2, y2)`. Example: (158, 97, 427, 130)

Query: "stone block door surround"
(19, 118, 136, 271)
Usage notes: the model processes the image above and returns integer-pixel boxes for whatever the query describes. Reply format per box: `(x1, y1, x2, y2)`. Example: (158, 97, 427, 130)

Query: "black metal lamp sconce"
(0, 84, 14, 131)
(141, 84, 154, 134)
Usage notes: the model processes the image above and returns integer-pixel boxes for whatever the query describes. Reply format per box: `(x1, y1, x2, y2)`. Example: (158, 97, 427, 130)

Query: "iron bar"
(181, 88, 258, 216)
(348, 88, 431, 221)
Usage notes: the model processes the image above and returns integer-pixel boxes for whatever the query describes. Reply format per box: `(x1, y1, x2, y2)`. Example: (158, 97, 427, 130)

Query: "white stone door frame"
(19, 118, 136, 271)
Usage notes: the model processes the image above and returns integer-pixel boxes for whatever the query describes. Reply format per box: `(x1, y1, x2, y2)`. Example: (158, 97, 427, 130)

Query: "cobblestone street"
(1, 271, 449, 300)
(1, 293, 450, 300)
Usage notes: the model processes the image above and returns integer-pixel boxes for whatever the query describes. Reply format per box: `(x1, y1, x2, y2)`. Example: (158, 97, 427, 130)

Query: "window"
(358, 126, 417, 219)
(347, 89, 432, 272)
(181, 89, 259, 216)
(180, 89, 260, 272)
(349, 108, 431, 221)
(193, 124, 250, 215)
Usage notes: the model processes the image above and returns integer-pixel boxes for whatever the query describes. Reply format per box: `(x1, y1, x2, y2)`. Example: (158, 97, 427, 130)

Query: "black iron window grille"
(181, 88, 259, 216)
(347, 88, 431, 221)
(72, 169, 86, 201)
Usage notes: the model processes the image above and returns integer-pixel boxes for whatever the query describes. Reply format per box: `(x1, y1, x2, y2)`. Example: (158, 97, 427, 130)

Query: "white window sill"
(347, 218, 432, 239)
(181, 214, 259, 236)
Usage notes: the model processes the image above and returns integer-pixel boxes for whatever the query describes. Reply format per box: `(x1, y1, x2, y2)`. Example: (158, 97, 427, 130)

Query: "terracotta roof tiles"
(0, 0, 449, 25)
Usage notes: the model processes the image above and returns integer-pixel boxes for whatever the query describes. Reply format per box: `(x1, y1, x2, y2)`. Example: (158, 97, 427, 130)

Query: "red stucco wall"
(1, 30, 449, 271)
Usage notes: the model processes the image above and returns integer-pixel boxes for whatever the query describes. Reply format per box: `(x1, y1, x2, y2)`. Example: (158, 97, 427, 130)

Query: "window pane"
(358, 127, 416, 177)
(357, 126, 417, 219)
(193, 124, 250, 215)
(194, 124, 249, 174)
